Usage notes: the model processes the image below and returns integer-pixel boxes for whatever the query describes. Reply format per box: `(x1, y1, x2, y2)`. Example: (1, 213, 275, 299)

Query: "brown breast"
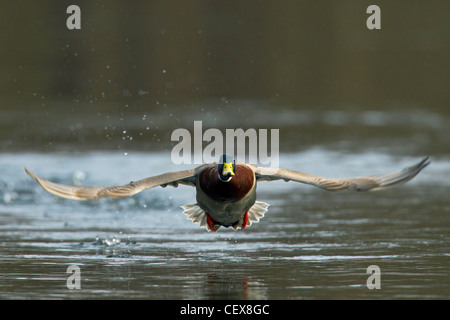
(198, 164, 255, 202)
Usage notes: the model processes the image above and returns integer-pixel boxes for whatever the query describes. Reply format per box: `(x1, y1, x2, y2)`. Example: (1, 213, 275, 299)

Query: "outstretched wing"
(252, 157, 430, 192)
(25, 166, 203, 200)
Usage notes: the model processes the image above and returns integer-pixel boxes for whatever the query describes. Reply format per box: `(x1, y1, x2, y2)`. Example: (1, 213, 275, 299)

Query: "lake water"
(1, 1, 449, 303)
(0, 143, 448, 300)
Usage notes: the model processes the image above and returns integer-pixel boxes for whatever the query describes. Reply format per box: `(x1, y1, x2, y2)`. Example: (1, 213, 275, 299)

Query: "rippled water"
(0, 148, 448, 299)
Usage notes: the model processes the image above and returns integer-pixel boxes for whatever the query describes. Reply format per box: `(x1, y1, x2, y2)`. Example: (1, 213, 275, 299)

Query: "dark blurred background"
(0, 0, 448, 155)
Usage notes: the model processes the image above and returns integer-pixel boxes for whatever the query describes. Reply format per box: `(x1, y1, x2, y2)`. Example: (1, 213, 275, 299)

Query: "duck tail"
(248, 201, 270, 226)
(181, 204, 220, 232)
(181, 201, 269, 232)
(232, 201, 270, 230)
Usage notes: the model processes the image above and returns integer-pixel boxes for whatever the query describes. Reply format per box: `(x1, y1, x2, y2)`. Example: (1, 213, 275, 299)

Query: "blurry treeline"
(0, 0, 448, 112)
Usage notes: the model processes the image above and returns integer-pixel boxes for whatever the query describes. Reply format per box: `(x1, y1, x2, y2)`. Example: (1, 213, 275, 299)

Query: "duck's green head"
(218, 154, 236, 182)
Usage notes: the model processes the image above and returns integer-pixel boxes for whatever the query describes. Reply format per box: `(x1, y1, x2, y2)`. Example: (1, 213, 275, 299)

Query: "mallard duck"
(25, 155, 430, 232)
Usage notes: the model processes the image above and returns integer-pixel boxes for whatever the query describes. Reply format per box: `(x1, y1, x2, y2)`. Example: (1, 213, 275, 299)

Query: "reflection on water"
(0, 148, 448, 299)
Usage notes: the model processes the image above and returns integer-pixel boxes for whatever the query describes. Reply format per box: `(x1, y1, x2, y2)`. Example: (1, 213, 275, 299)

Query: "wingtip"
(26, 169, 47, 191)
(25, 168, 41, 182)
(24, 167, 34, 178)
(419, 156, 431, 170)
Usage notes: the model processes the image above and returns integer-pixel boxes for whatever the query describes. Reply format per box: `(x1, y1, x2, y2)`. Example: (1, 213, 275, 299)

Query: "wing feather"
(25, 166, 203, 200)
(252, 157, 430, 192)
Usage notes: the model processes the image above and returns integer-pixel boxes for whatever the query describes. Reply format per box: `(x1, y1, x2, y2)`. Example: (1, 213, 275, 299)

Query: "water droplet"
(3, 192, 18, 203)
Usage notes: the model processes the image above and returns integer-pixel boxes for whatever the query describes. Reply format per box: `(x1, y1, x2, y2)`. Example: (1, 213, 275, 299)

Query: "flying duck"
(25, 155, 430, 232)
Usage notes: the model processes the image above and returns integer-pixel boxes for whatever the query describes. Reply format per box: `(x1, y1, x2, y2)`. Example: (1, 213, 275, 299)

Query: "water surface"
(0, 148, 448, 299)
